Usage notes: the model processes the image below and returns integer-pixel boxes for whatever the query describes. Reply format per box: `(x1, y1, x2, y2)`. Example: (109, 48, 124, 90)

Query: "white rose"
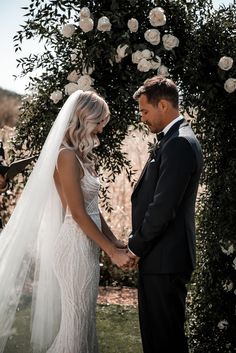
(217, 320, 228, 330)
(82, 64, 95, 75)
(144, 29, 161, 45)
(137, 58, 152, 72)
(223, 280, 233, 292)
(97, 16, 111, 32)
(221, 243, 235, 255)
(127, 18, 139, 33)
(67, 70, 80, 82)
(50, 90, 63, 104)
(61, 24, 76, 38)
(224, 78, 236, 93)
(141, 49, 153, 60)
(150, 56, 162, 69)
(64, 83, 79, 95)
(79, 7, 90, 18)
(132, 50, 143, 64)
(218, 56, 234, 71)
(158, 65, 169, 76)
(77, 74, 94, 91)
(117, 44, 129, 59)
(149, 7, 166, 27)
(162, 34, 179, 50)
(79, 18, 94, 33)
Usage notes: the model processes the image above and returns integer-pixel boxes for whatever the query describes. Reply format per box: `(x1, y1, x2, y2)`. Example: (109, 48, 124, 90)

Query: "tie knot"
(157, 132, 164, 142)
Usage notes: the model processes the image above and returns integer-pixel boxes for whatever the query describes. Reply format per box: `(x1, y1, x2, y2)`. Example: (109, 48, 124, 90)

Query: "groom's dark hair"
(133, 76, 179, 109)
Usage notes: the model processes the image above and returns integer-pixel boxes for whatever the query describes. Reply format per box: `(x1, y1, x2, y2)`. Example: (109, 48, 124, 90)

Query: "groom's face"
(138, 94, 165, 133)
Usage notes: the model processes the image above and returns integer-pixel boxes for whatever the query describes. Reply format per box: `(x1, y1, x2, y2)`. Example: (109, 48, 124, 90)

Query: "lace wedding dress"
(47, 152, 101, 353)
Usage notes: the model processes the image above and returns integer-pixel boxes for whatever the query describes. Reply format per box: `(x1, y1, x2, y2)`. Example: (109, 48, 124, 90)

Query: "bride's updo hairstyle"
(63, 91, 110, 167)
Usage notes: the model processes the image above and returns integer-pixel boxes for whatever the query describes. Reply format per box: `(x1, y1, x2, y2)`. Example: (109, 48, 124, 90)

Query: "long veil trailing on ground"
(0, 90, 82, 353)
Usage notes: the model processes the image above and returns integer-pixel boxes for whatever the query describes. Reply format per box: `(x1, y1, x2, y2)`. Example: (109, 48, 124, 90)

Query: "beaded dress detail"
(47, 152, 100, 353)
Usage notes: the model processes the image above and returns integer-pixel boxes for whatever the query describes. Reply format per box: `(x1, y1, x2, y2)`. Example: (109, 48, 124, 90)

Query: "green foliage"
(11, 0, 207, 188)
(181, 4, 236, 353)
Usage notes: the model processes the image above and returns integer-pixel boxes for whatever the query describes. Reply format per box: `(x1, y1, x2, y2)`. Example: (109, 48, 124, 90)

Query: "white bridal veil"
(0, 90, 82, 353)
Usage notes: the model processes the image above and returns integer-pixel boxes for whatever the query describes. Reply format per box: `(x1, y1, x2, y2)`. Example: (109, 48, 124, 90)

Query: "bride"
(0, 90, 131, 353)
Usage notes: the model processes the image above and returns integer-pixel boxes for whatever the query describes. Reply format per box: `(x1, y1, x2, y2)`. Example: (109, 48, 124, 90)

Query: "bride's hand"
(110, 248, 132, 269)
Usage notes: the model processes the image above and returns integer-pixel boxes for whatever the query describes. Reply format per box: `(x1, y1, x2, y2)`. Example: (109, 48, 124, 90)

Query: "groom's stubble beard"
(146, 122, 161, 134)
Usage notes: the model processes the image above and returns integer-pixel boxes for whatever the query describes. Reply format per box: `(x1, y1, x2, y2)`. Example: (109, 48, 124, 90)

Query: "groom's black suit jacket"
(128, 118, 203, 275)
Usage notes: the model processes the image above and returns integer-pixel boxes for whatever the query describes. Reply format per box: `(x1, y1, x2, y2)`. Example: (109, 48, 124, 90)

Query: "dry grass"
(100, 129, 153, 241)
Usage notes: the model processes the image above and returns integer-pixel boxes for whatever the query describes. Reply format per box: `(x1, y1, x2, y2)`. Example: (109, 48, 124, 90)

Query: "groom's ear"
(158, 99, 168, 112)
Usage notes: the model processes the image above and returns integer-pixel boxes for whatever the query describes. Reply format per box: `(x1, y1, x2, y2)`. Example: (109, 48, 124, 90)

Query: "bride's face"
(92, 117, 107, 135)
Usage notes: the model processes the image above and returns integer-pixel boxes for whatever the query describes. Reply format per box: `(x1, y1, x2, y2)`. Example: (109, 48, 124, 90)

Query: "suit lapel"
(131, 118, 187, 198)
(132, 157, 151, 195)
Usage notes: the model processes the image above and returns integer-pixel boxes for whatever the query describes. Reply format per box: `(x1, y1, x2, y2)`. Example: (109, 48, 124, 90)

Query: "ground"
(98, 286, 138, 306)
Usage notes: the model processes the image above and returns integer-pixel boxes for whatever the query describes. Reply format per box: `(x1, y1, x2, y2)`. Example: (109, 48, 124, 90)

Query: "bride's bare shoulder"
(57, 148, 84, 178)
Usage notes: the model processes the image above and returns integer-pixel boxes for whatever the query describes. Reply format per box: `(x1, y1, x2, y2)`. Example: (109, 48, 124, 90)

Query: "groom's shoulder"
(177, 125, 203, 162)
(162, 126, 200, 158)
(178, 123, 200, 146)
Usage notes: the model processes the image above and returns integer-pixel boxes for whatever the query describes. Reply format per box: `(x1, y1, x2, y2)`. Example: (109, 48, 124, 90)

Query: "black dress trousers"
(138, 272, 190, 353)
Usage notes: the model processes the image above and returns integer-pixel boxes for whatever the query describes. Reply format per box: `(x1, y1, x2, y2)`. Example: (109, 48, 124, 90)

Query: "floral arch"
(8, 0, 236, 352)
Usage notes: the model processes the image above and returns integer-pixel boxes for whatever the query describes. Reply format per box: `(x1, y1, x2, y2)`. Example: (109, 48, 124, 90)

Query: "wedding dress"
(0, 90, 103, 353)
(47, 149, 101, 353)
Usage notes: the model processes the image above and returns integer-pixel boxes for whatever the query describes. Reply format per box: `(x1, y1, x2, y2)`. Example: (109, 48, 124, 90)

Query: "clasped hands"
(112, 240, 140, 271)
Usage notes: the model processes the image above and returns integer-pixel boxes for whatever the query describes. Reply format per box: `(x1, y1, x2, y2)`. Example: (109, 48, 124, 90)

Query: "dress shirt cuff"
(127, 243, 138, 257)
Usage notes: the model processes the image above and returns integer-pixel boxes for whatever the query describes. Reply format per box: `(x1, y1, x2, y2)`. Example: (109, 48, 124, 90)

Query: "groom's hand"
(121, 249, 140, 271)
(127, 250, 140, 267)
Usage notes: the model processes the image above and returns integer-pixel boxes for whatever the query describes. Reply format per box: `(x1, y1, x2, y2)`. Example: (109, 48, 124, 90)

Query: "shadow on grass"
(5, 304, 142, 353)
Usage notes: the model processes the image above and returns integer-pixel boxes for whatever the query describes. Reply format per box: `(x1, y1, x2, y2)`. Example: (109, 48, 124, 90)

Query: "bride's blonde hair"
(63, 91, 110, 168)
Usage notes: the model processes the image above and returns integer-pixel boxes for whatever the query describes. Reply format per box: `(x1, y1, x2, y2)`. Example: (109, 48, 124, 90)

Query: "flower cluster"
(61, 7, 112, 35)
(50, 68, 95, 103)
(51, 6, 179, 102)
(132, 49, 160, 70)
(218, 56, 236, 93)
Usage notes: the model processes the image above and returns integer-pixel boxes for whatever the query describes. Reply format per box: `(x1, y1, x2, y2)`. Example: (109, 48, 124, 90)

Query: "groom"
(127, 76, 203, 353)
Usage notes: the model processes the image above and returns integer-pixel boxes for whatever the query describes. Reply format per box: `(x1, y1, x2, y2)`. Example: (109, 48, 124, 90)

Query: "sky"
(0, 0, 233, 95)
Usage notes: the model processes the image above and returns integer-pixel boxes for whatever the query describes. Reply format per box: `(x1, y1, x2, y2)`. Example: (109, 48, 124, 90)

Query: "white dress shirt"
(162, 115, 183, 135)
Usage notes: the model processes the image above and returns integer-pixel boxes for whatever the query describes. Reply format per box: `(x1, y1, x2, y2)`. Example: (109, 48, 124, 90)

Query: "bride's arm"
(55, 149, 129, 267)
